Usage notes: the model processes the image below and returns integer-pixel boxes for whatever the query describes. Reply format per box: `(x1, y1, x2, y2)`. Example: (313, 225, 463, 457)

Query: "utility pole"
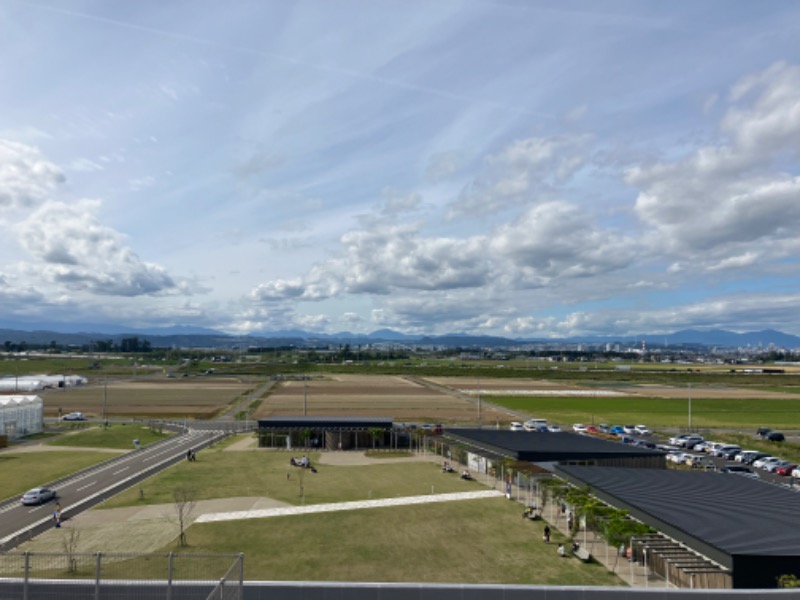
(687, 383, 692, 432)
(103, 376, 108, 426)
(477, 376, 482, 428)
(303, 375, 308, 417)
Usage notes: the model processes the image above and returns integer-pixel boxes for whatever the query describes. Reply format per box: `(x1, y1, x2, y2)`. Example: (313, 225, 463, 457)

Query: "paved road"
(0, 427, 227, 550)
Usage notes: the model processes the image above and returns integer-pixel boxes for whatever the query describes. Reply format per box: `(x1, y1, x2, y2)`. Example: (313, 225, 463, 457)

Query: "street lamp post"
(688, 383, 692, 432)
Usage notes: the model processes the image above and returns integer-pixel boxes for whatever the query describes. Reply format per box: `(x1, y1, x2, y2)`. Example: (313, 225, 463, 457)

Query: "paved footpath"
(196, 490, 503, 523)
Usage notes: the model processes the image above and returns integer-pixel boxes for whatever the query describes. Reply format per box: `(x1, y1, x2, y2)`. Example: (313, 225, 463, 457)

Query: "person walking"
(53, 509, 61, 528)
(543, 525, 551, 543)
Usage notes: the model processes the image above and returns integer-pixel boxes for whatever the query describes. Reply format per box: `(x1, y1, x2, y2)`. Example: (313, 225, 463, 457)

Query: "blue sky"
(2, 0, 800, 337)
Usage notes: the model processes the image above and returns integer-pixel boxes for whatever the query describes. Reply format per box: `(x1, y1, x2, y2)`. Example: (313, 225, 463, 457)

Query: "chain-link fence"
(0, 551, 243, 600)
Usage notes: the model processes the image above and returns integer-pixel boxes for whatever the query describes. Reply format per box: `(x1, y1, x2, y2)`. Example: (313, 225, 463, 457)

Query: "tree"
(62, 528, 81, 575)
(368, 427, 383, 449)
(172, 486, 197, 547)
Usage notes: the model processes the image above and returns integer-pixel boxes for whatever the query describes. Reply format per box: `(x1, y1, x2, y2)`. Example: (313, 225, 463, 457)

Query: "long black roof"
(258, 416, 393, 429)
(556, 465, 800, 567)
(444, 430, 662, 462)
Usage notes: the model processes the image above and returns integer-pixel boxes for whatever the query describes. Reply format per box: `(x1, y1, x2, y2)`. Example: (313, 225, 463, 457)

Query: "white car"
(572, 423, 587, 433)
(509, 422, 524, 431)
(634, 425, 651, 436)
(547, 425, 562, 433)
(753, 456, 781, 469)
(623, 425, 637, 435)
(735, 450, 759, 463)
(764, 459, 793, 473)
(669, 434, 692, 446)
(62, 412, 86, 421)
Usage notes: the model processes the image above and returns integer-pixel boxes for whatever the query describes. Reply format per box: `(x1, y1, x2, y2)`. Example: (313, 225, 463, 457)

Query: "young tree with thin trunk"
(173, 486, 197, 547)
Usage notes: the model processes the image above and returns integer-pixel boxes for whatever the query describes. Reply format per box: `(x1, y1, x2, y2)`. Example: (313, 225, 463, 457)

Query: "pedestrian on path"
(53, 509, 61, 528)
(543, 525, 551, 543)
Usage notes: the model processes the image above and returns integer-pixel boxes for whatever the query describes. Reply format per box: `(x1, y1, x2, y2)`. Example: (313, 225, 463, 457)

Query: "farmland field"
(422, 376, 800, 430)
(253, 373, 510, 424)
(40, 377, 244, 419)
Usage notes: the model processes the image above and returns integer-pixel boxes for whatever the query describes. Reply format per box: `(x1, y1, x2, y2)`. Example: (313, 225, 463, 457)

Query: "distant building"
(0, 395, 44, 439)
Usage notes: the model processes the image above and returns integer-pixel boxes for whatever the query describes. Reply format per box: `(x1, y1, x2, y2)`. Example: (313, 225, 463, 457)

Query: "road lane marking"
(76, 481, 96, 492)
(112, 467, 129, 475)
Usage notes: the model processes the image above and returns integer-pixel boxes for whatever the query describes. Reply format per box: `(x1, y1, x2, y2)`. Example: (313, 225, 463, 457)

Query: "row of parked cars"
(572, 423, 651, 436)
(666, 433, 799, 478)
(509, 420, 562, 432)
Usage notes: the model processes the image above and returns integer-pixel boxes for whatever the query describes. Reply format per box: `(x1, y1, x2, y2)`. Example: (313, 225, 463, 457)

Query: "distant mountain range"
(0, 323, 798, 350)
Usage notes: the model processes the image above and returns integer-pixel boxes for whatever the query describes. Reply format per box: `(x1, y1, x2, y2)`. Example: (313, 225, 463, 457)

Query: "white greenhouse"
(0, 395, 44, 439)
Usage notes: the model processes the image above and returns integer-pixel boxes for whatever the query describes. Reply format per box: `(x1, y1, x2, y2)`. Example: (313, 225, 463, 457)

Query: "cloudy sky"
(2, 1, 800, 338)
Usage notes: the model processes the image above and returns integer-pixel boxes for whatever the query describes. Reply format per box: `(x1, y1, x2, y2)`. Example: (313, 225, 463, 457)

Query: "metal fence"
(0, 551, 243, 600)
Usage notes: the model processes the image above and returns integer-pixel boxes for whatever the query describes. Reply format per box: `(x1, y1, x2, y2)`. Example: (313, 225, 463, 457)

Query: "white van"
(523, 418, 548, 431)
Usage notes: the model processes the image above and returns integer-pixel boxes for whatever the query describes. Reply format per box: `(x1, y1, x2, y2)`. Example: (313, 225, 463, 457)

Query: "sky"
(2, 0, 800, 338)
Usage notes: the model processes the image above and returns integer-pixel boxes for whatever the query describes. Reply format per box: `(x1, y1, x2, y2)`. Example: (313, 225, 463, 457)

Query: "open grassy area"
(175, 499, 621, 585)
(483, 395, 800, 430)
(45, 424, 172, 450)
(0, 451, 118, 500)
(103, 447, 485, 508)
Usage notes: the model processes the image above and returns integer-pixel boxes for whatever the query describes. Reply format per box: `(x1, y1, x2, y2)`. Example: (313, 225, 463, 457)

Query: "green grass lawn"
(103, 447, 486, 508)
(484, 395, 800, 430)
(0, 451, 119, 500)
(45, 424, 172, 450)
(174, 499, 621, 585)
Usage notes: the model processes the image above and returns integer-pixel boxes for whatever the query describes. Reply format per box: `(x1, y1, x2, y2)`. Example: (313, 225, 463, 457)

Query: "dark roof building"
(556, 465, 800, 589)
(444, 430, 665, 468)
(257, 416, 395, 451)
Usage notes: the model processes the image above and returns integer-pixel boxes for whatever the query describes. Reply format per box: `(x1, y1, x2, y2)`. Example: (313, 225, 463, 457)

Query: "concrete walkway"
(196, 490, 503, 523)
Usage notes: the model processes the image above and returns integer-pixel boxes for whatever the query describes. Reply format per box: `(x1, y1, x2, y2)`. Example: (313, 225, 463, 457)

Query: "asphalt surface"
(0, 427, 229, 550)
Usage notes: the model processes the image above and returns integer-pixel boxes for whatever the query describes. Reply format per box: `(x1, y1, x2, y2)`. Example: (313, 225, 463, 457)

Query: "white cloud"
(68, 158, 105, 173)
(19, 200, 179, 296)
(0, 139, 65, 209)
(628, 62, 800, 269)
(447, 134, 588, 219)
(129, 175, 156, 191)
(424, 151, 462, 182)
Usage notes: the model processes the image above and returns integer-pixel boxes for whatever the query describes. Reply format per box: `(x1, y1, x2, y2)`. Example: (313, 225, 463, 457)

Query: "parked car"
(677, 435, 704, 448)
(735, 450, 759, 463)
(669, 433, 699, 446)
(597, 424, 610, 434)
(667, 451, 691, 464)
(524, 419, 548, 431)
(775, 463, 798, 476)
(547, 425, 562, 433)
(572, 424, 587, 433)
(739, 451, 770, 465)
(693, 441, 711, 452)
(767, 431, 786, 442)
(686, 455, 716, 470)
(720, 465, 759, 479)
(756, 427, 773, 438)
(714, 445, 741, 459)
(610, 425, 625, 435)
(623, 425, 637, 435)
(634, 424, 651, 436)
(753, 456, 782, 469)
(509, 422, 524, 431)
(21, 487, 57, 505)
(764, 460, 794, 474)
(704, 442, 724, 454)
(792, 467, 800, 479)
(62, 412, 86, 421)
